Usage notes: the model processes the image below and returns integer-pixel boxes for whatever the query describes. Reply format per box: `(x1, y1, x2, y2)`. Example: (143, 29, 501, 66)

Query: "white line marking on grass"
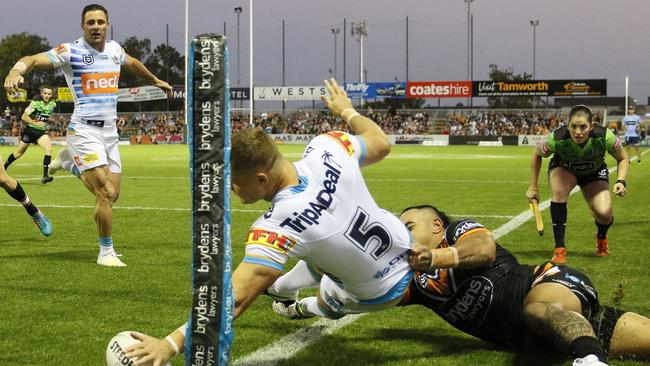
(386, 167, 528, 172)
(282, 152, 521, 160)
(458, 214, 515, 219)
(234, 154, 647, 366)
(0, 203, 266, 213)
(233, 314, 363, 366)
(0, 203, 514, 219)
(386, 153, 519, 160)
(14, 175, 76, 181)
(366, 178, 528, 184)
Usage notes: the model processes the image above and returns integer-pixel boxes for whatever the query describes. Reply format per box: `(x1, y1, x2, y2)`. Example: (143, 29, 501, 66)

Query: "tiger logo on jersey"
(325, 131, 354, 156)
(416, 268, 453, 297)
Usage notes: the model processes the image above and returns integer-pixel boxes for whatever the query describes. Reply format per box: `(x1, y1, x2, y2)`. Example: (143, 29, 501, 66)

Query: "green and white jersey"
(24, 100, 56, 130)
(540, 125, 622, 176)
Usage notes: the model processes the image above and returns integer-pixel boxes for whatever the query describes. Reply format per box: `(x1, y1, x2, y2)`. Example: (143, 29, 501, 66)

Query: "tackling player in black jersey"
(399, 205, 649, 366)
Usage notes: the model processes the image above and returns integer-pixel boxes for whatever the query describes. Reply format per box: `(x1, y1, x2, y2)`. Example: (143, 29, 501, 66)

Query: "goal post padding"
(186, 33, 233, 366)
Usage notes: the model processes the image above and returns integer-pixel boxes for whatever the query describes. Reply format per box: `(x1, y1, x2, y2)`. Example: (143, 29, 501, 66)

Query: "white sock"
(272, 260, 321, 296)
(59, 149, 76, 173)
(298, 297, 328, 318)
(99, 245, 114, 256)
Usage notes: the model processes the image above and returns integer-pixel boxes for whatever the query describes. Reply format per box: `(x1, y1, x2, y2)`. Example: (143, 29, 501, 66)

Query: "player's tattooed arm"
(451, 230, 496, 269)
(410, 230, 496, 272)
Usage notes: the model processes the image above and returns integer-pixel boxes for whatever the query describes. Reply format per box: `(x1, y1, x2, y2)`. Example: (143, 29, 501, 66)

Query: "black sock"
(550, 201, 567, 248)
(6, 182, 39, 216)
(4, 153, 16, 170)
(43, 155, 51, 177)
(596, 218, 613, 239)
(569, 336, 607, 362)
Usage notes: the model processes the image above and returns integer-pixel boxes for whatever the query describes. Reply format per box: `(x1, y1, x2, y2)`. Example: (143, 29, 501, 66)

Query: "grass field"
(0, 143, 648, 366)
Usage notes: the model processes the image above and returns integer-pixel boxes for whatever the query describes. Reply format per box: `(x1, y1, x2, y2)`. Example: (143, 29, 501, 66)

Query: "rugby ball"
(106, 331, 171, 366)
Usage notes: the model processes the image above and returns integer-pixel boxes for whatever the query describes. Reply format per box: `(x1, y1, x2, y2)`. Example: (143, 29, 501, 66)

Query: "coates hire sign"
(472, 79, 607, 97)
(407, 81, 472, 98)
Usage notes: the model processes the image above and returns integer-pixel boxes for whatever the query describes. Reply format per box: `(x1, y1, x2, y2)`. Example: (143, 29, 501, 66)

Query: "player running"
(622, 105, 643, 163)
(401, 205, 649, 366)
(122, 79, 414, 364)
(525, 105, 629, 264)
(3, 85, 57, 184)
(4, 4, 172, 267)
(1, 153, 52, 236)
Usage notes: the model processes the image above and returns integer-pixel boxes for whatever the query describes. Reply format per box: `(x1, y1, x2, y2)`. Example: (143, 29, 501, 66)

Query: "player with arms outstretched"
(622, 105, 643, 163)
(4, 4, 172, 267)
(402, 205, 650, 366)
(4, 85, 57, 183)
(526, 105, 629, 263)
(122, 79, 414, 365)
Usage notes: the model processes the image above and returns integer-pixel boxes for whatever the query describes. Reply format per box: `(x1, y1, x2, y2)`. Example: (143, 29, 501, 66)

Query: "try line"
(0, 202, 515, 219)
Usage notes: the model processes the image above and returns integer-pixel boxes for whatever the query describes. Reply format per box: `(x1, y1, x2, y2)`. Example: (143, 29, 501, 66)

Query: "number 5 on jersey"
(345, 207, 393, 260)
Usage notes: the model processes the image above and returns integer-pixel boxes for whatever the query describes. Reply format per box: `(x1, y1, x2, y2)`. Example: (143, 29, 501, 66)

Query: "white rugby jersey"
(622, 114, 641, 137)
(47, 38, 126, 129)
(244, 131, 413, 300)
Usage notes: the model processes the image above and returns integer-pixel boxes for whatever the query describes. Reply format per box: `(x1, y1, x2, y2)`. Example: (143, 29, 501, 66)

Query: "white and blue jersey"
(244, 131, 413, 301)
(622, 114, 641, 137)
(47, 38, 126, 129)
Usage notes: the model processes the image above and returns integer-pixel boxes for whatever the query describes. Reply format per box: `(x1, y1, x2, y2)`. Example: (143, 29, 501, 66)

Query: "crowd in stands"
(446, 111, 560, 136)
(0, 110, 186, 144)
(0, 108, 617, 141)
(121, 112, 185, 143)
(232, 111, 346, 135)
(232, 108, 432, 135)
(444, 110, 605, 136)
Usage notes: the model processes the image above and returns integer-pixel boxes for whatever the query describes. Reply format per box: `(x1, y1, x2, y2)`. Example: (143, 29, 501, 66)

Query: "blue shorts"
(624, 136, 640, 146)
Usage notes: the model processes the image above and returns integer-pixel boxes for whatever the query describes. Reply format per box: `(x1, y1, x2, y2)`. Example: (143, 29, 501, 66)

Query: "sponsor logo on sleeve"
(325, 131, 354, 156)
(55, 44, 67, 54)
(454, 221, 485, 240)
(246, 229, 297, 253)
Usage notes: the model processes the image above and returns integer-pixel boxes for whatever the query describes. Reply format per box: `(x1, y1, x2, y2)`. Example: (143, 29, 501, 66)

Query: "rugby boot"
(31, 211, 53, 237)
(596, 235, 609, 257)
(264, 285, 298, 303)
(573, 354, 609, 366)
(97, 250, 127, 267)
(551, 247, 567, 264)
(272, 299, 315, 320)
(41, 175, 54, 184)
